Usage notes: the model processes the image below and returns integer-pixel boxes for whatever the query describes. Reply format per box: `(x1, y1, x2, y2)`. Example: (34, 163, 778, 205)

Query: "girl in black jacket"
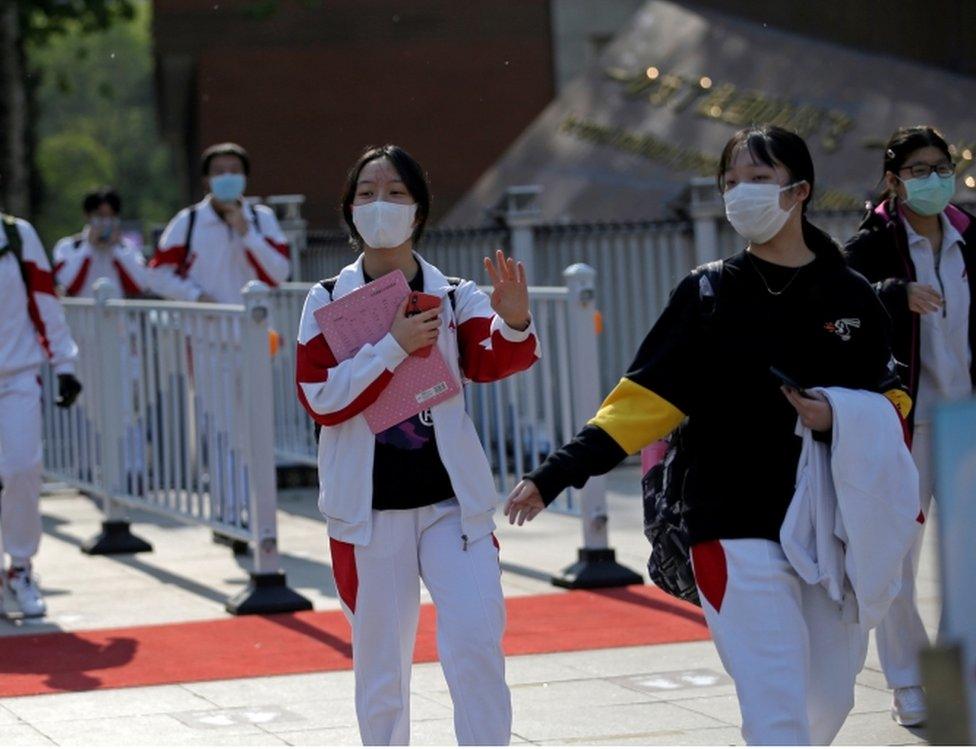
(506, 125, 911, 745)
(844, 125, 975, 728)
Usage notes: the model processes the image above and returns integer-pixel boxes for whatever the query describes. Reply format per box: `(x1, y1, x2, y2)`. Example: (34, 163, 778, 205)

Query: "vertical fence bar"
(225, 282, 312, 615)
(81, 280, 152, 555)
(550, 264, 642, 589)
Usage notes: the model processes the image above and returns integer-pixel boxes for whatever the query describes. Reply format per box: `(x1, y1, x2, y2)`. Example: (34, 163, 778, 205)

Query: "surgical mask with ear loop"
(352, 201, 417, 249)
(723, 181, 805, 244)
(899, 172, 955, 216)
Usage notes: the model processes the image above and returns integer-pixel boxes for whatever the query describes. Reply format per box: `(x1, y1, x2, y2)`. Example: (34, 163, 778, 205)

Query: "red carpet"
(0, 585, 708, 698)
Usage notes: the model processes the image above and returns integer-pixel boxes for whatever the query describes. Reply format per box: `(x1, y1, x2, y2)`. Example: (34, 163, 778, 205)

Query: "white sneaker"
(891, 686, 927, 727)
(5, 566, 47, 618)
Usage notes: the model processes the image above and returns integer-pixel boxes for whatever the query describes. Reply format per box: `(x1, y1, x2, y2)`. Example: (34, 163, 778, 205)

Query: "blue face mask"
(901, 173, 955, 216)
(210, 173, 246, 202)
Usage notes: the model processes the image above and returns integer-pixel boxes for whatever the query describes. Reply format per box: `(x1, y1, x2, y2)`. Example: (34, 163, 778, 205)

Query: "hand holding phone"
(769, 366, 809, 396)
(404, 291, 442, 358)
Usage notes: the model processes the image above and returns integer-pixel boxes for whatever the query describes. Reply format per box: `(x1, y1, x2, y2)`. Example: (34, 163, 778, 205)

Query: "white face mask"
(352, 201, 417, 249)
(723, 181, 803, 244)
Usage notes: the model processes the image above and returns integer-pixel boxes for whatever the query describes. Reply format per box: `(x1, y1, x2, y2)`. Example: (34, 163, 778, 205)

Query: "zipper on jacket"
(461, 534, 469, 552)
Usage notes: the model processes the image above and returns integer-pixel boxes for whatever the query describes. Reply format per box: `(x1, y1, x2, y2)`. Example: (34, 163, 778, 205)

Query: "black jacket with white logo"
(528, 237, 908, 545)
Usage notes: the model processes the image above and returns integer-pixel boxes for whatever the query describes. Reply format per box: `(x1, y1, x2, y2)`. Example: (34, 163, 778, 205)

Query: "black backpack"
(641, 259, 723, 606)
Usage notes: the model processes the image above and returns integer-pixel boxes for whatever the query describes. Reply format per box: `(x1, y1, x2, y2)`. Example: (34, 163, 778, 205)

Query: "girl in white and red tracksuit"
(845, 125, 975, 727)
(296, 145, 539, 746)
(506, 126, 913, 745)
(1, 214, 81, 617)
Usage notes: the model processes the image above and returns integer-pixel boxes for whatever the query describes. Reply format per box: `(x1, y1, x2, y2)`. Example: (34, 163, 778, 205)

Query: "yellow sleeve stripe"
(883, 389, 912, 420)
(588, 377, 686, 455)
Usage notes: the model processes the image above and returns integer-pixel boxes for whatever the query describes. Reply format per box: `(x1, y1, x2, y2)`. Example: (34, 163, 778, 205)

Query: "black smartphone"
(770, 366, 809, 395)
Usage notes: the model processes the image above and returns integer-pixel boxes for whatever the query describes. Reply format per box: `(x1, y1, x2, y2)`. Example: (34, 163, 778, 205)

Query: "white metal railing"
(269, 269, 609, 516)
(42, 281, 310, 615)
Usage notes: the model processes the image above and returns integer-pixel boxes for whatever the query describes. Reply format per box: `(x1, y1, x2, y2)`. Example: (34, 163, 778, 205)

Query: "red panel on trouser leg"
(691, 540, 728, 613)
(329, 538, 358, 614)
(491, 533, 500, 550)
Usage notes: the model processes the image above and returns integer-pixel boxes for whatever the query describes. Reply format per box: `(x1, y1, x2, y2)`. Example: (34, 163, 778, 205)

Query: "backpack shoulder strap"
(1, 213, 29, 290)
(184, 206, 197, 254)
(691, 259, 724, 320)
(444, 276, 462, 313)
(319, 275, 340, 300)
(248, 203, 264, 235)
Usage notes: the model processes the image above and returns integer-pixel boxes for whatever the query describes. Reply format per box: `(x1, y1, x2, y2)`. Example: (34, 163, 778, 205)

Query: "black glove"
(56, 373, 83, 409)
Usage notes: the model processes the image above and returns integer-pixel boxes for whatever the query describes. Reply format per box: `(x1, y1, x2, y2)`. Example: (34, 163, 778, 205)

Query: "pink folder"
(313, 270, 461, 434)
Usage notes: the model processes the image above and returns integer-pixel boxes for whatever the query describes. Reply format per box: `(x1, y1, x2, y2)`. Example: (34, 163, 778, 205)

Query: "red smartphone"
(404, 291, 442, 358)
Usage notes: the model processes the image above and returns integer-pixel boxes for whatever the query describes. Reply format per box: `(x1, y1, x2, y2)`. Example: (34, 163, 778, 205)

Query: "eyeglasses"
(899, 162, 956, 179)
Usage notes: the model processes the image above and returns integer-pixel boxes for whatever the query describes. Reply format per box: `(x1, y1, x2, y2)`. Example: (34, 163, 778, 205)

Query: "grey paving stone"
(182, 671, 356, 708)
(660, 694, 742, 726)
(25, 713, 267, 746)
(832, 710, 928, 745)
(1, 685, 215, 724)
(0, 705, 21, 725)
(0, 723, 56, 746)
(513, 699, 727, 742)
(536, 725, 744, 745)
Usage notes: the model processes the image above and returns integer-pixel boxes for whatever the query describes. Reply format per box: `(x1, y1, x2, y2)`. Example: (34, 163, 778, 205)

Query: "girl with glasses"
(844, 125, 976, 728)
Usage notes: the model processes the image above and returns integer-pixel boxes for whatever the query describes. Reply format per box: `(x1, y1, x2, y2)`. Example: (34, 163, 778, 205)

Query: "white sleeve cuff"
(373, 332, 410, 371)
(490, 314, 535, 343)
(53, 361, 76, 376)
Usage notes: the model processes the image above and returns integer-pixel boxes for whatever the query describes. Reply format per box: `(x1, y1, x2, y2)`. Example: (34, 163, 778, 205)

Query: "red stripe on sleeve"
(64, 257, 91, 296)
(148, 245, 188, 270)
(112, 259, 142, 297)
(457, 316, 538, 383)
(245, 250, 278, 287)
(25, 262, 57, 297)
(264, 237, 290, 259)
(295, 333, 393, 426)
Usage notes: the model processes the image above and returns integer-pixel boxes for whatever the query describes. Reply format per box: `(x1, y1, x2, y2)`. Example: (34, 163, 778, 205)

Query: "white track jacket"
(0, 218, 78, 377)
(296, 254, 541, 547)
(782, 387, 922, 630)
(54, 232, 149, 298)
(149, 197, 290, 304)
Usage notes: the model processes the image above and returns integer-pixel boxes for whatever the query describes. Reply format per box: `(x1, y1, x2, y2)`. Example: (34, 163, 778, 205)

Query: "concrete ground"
(0, 465, 937, 746)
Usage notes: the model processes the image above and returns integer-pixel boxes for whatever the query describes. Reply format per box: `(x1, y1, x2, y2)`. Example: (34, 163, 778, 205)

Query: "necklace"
(747, 253, 805, 296)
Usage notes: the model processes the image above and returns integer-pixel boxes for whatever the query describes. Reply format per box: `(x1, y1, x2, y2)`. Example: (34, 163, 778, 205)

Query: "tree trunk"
(0, 0, 30, 217)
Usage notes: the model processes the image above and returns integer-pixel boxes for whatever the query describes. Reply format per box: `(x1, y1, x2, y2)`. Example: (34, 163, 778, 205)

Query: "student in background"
(1, 212, 81, 617)
(296, 144, 540, 745)
(54, 187, 148, 299)
(845, 125, 975, 728)
(505, 126, 912, 745)
(149, 142, 291, 303)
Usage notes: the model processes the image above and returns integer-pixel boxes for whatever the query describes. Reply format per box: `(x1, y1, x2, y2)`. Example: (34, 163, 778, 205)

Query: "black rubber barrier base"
(212, 531, 250, 556)
(551, 547, 644, 590)
(81, 520, 153, 556)
(225, 572, 313, 615)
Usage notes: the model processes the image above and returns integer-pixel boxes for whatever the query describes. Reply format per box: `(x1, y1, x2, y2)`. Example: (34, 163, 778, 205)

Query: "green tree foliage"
(27, 0, 180, 247)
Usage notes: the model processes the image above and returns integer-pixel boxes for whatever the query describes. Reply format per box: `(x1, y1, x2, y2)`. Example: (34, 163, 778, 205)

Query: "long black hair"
(717, 125, 843, 263)
(340, 144, 431, 250)
(880, 126, 952, 201)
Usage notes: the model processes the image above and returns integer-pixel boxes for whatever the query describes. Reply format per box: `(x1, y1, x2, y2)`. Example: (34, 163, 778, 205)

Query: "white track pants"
(875, 422, 934, 688)
(692, 538, 868, 745)
(0, 370, 44, 565)
(329, 499, 511, 746)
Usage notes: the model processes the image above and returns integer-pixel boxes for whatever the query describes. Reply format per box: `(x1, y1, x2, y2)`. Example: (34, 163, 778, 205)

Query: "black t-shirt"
(527, 249, 900, 544)
(363, 266, 456, 511)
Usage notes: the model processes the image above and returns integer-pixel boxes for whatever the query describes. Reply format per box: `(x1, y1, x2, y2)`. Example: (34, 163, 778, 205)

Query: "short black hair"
(340, 144, 430, 250)
(83, 186, 121, 215)
(201, 142, 250, 176)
